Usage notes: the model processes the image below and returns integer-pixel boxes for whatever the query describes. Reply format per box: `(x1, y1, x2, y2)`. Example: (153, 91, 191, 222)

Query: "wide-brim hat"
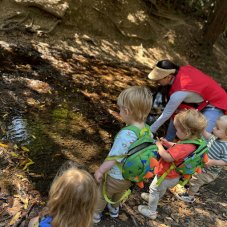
(148, 66, 176, 80)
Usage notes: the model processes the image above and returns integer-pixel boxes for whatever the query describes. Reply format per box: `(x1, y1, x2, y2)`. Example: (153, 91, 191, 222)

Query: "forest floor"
(0, 0, 226, 226)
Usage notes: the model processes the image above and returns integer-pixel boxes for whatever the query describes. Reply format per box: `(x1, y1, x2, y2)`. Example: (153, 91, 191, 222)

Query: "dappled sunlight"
(0, 1, 226, 226)
(164, 30, 176, 45)
(127, 10, 147, 24)
(194, 207, 213, 217)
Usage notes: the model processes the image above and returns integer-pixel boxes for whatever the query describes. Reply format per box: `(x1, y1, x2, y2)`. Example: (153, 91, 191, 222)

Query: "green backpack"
(156, 139, 208, 186)
(120, 125, 159, 187)
(103, 125, 159, 204)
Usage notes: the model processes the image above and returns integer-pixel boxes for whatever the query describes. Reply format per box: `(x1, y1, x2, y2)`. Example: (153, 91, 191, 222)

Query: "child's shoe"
(175, 192, 195, 203)
(141, 192, 149, 202)
(138, 205, 157, 219)
(93, 212, 102, 224)
(107, 203, 119, 218)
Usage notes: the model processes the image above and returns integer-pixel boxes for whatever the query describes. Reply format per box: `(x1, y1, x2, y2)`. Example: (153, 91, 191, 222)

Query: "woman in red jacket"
(149, 60, 227, 141)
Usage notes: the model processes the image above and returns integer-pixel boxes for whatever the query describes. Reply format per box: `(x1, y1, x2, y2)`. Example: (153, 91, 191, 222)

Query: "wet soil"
(0, 0, 227, 226)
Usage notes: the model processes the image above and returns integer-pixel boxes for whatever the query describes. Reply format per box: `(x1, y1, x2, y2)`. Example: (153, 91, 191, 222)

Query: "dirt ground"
(0, 0, 226, 226)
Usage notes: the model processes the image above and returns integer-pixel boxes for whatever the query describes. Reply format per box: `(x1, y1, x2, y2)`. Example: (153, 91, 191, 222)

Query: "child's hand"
(94, 169, 104, 183)
(159, 137, 169, 146)
(205, 159, 214, 167)
(159, 137, 175, 148)
(155, 140, 163, 148)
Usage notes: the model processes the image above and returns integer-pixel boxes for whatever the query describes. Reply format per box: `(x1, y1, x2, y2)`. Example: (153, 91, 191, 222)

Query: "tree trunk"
(203, 0, 227, 45)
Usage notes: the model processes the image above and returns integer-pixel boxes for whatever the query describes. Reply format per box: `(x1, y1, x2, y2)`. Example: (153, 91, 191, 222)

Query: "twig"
(122, 203, 142, 226)
(14, 203, 36, 227)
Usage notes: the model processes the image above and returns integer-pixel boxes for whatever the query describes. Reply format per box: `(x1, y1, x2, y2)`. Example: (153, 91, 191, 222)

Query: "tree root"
(0, 13, 30, 31)
(36, 19, 61, 36)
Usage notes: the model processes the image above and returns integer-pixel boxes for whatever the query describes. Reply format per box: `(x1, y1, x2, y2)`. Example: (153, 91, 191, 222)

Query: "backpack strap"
(102, 173, 131, 205)
(122, 124, 151, 138)
(121, 125, 141, 137)
(105, 124, 151, 162)
(103, 124, 151, 204)
(178, 139, 204, 146)
(156, 139, 205, 186)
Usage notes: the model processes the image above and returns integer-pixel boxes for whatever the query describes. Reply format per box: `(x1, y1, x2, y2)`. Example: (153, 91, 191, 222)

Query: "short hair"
(48, 168, 98, 227)
(218, 115, 227, 135)
(174, 109, 207, 139)
(117, 86, 153, 122)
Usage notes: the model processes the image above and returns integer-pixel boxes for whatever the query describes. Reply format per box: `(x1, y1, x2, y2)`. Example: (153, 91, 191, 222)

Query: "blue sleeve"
(39, 216, 52, 227)
(151, 91, 188, 133)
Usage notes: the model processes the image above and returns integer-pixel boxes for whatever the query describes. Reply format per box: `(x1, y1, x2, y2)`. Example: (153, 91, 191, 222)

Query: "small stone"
(118, 213, 128, 222)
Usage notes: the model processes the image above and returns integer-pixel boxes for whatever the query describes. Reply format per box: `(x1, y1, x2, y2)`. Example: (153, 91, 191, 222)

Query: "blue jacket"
(39, 216, 52, 227)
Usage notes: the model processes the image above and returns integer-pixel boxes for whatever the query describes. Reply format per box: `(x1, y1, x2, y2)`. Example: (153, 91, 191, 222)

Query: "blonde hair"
(218, 115, 227, 135)
(47, 168, 98, 227)
(117, 86, 153, 122)
(174, 109, 207, 139)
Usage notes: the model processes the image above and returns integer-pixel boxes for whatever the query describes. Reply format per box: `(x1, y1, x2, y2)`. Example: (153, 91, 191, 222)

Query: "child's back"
(94, 86, 153, 223)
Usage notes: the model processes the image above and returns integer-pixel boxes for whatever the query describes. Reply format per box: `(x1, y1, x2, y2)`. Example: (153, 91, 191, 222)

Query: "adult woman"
(148, 60, 227, 141)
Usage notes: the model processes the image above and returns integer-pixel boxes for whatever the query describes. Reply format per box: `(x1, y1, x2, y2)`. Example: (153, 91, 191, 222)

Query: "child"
(138, 109, 207, 219)
(176, 115, 227, 203)
(28, 167, 98, 227)
(93, 86, 153, 223)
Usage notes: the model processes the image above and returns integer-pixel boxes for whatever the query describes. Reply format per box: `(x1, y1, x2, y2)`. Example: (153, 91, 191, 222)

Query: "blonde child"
(138, 109, 207, 219)
(93, 86, 153, 223)
(177, 115, 227, 203)
(28, 167, 98, 227)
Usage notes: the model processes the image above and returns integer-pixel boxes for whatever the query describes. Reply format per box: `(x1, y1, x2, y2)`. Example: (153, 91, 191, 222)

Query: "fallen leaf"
(10, 151, 19, 158)
(21, 146, 30, 152)
(20, 197, 29, 209)
(14, 144, 19, 150)
(23, 159, 34, 170)
(9, 211, 21, 225)
(0, 142, 8, 148)
(15, 174, 24, 178)
(3, 113, 8, 118)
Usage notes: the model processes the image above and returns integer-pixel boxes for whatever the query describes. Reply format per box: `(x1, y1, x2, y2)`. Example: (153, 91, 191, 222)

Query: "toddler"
(138, 109, 207, 219)
(28, 167, 98, 227)
(93, 86, 153, 223)
(177, 115, 227, 203)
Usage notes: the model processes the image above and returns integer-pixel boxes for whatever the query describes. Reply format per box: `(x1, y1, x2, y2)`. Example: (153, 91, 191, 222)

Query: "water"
(3, 116, 29, 144)
(0, 107, 82, 194)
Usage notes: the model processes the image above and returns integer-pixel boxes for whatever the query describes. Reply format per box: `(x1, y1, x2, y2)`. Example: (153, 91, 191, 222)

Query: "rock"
(164, 216, 174, 226)
(13, 0, 69, 18)
(118, 212, 128, 221)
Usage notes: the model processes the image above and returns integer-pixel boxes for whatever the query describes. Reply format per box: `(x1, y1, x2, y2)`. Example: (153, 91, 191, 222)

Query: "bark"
(203, 0, 227, 45)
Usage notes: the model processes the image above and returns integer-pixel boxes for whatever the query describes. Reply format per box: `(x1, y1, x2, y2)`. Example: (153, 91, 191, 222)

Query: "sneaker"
(175, 192, 195, 203)
(141, 192, 149, 202)
(93, 213, 102, 224)
(107, 204, 119, 218)
(138, 205, 157, 219)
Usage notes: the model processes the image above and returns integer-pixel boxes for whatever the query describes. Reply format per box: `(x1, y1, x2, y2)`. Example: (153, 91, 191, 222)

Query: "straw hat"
(148, 66, 176, 80)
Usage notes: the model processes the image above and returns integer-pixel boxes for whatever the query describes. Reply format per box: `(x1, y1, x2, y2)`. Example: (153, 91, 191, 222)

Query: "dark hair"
(156, 60, 179, 75)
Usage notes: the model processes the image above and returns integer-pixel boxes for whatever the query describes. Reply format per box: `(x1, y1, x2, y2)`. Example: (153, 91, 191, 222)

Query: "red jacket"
(169, 65, 227, 114)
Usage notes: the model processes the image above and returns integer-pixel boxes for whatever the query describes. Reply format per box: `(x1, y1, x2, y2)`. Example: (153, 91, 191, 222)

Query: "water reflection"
(3, 116, 29, 144)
